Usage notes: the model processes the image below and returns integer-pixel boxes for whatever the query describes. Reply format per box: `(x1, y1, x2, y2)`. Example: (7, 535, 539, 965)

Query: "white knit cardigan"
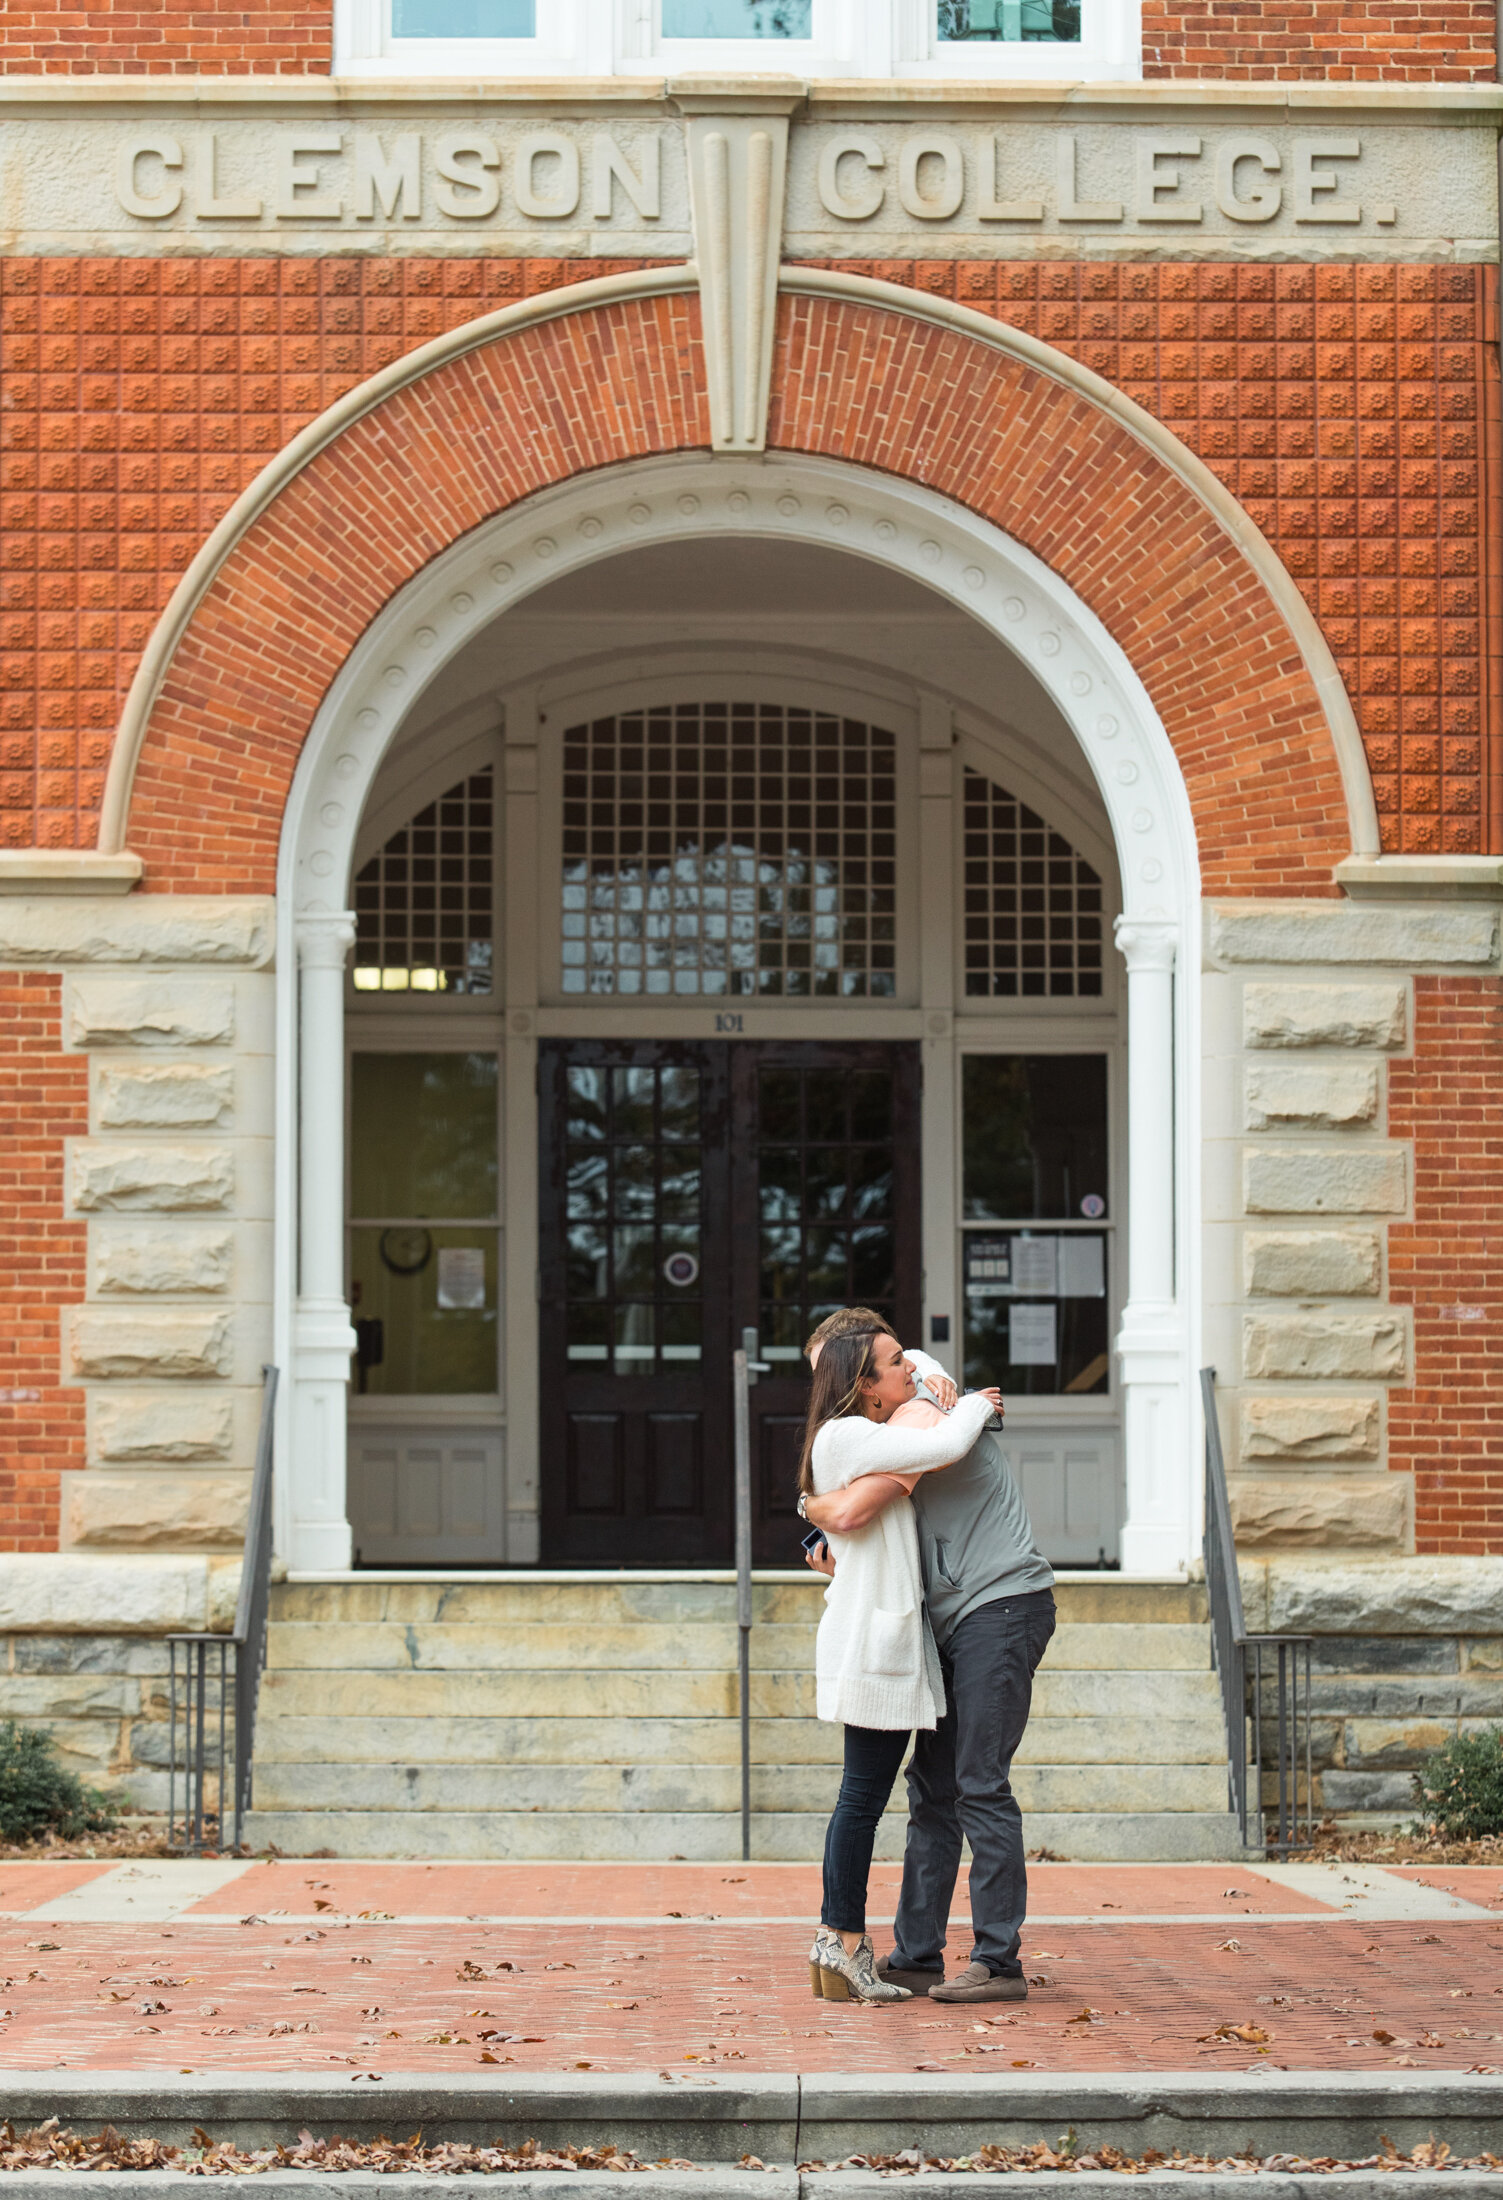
(811, 1391, 996, 1731)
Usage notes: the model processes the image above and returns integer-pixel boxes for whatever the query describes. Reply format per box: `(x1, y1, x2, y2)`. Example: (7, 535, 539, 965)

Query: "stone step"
(254, 1710, 1225, 1769)
(250, 1758, 1230, 1815)
(264, 1618, 1210, 1674)
(256, 1663, 1222, 1723)
(271, 1577, 1205, 1627)
(240, 1806, 1244, 1862)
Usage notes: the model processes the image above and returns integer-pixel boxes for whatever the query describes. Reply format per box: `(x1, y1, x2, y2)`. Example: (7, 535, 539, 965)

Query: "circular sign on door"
(664, 1252, 700, 1289)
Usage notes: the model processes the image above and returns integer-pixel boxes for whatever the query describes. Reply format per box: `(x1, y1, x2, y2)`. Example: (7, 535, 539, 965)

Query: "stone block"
(1308, 1636, 1459, 1676)
(97, 1062, 234, 1129)
(13, 1634, 170, 1677)
(1243, 1312, 1408, 1381)
(1342, 1717, 1456, 1769)
(1310, 1673, 1503, 1718)
(93, 1224, 233, 1297)
(1244, 1146, 1406, 1216)
(1240, 1393, 1380, 1461)
(91, 1391, 234, 1464)
(1212, 903, 1499, 970)
(65, 1307, 232, 1381)
(66, 1473, 250, 1551)
(0, 1552, 235, 1633)
(65, 978, 235, 1050)
(0, 898, 272, 967)
(1244, 1230, 1381, 1297)
(1268, 1556, 1503, 1635)
(71, 1141, 234, 1213)
(1243, 983, 1407, 1051)
(1229, 1474, 1407, 1549)
(1244, 1061, 1379, 1132)
(1319, 1770, 1418, 1813)
(1463, 1638, 1503, 1671)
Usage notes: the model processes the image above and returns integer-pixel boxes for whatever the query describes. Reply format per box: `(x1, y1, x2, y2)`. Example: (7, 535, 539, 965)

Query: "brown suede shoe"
(928, 1962, 1027, 2003)
(875, 1953, 944, 1993)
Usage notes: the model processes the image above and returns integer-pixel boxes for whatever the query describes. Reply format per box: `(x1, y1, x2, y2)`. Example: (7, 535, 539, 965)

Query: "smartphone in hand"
(800, 1526, 830, 1561)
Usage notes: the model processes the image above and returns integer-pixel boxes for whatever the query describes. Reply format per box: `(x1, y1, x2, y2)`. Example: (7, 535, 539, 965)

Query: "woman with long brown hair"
(800, 1324, 1002, 2004)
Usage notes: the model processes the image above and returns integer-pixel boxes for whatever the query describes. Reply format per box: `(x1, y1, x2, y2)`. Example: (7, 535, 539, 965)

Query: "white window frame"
(336, 0, 1141, 80)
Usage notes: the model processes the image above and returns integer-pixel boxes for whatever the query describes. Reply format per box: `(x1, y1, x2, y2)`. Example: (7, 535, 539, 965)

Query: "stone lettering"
(434, 132, 502, 219)
(817, 130, 885, 221)
(591, 131, 661, 221)
(116, 137, 182, 221)
(1057, 134, 1123, 224)
(898, 133, 965, 222)
(1295, 135, 1363, 224)
(515, 130, 581, 219)
(198, 130, 261, 221)
(979, 135, 1044, 224)
(1215, 135, 1282, 223)
(275, 131, 344, 222)
(1135, 134, 1203, 223)
(354, 132, 422, 222)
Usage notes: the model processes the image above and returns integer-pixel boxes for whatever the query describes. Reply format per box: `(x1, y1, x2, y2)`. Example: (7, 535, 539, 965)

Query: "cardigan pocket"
(865, 1604, 921, 1677)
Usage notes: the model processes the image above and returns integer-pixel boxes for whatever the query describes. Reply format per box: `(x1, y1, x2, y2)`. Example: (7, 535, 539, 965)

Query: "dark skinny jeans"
(820, 1722, 910, 1936)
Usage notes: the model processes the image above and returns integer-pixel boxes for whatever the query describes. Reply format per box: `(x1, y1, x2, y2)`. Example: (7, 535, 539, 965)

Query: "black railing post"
(167, 1365, 278, 1854)
(1201, 1367, 1314, 1856)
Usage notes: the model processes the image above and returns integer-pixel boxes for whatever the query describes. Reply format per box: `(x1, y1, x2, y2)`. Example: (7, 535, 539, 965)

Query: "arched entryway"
(98, 271, 1373, 1583)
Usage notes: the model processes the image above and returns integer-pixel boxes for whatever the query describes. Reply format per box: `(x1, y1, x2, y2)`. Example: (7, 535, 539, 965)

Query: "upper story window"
(341, 0, 1136, 78)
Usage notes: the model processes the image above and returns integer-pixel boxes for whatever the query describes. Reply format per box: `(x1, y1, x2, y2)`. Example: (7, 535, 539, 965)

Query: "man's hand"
(804, 1543, 835, 1580)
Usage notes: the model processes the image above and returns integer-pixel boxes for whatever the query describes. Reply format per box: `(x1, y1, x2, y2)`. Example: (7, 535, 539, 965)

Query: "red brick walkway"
(0, 1862, 1499, 2077)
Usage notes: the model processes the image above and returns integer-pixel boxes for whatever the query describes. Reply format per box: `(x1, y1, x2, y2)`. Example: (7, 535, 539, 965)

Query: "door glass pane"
(962, 1228, 1109, 1396)
(564, 1063, 704, 1375)
(939, 0, 1081, 39)
(756, 1062, 899, 1361)
(351, 1054, 498, 1221)
(349, 1226, 499, 1395)
(663, 0, 811, 31)
(962, 1055, 1108, 1222)
(392, 0, 534, 32)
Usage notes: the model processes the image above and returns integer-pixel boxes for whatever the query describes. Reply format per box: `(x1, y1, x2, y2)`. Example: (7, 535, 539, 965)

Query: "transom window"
(962, 769, 1104, 1001)
(560, 704, 897, 1000)
(353, 766, 495, 997)
(343, 0, 1133, 76)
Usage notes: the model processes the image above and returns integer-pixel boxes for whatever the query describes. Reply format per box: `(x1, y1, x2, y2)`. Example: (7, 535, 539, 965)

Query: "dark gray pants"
(891, 1589, 1056, 1978)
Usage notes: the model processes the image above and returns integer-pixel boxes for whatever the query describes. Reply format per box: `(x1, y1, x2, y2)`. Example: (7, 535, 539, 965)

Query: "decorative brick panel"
(1388, 977, 1503, 1555)
(809, 259, 1495, 857)
(0, 975, 89, 1551)
(1143, 0, 1497, 80)
(0, 4, 330, 74)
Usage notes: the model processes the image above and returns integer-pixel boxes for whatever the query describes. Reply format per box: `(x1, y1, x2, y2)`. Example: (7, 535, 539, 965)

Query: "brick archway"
(117, 276, 1361, 899)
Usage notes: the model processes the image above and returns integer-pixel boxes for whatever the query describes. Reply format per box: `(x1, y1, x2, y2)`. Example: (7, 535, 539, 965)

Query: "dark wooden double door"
(539, 1040, 921, 1566)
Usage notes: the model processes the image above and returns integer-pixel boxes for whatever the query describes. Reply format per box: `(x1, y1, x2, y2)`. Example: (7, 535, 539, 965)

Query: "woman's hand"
(804, 1544, 835, 1580)
(928, 1373, 958, 1412)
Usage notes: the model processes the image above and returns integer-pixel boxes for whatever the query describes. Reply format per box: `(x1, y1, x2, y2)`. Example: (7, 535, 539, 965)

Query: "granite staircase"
(245, 1574, 1241, 1860)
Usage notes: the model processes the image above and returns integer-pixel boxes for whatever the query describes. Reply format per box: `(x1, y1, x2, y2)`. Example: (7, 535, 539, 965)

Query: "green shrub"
(0, 1721, 122, 1843)
(1414, 1725, 1503, 1842)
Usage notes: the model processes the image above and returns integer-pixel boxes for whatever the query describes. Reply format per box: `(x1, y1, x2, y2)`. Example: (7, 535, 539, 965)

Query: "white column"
(1114, 914, 1189, 1575)
(917, 695, 957, 1356)
(289, 910, 357, 1572)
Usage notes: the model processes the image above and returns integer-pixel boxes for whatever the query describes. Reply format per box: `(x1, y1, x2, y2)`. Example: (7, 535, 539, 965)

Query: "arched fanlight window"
(560, 703, 898, 999)
(352, 766, 495, 996)
(962, 768, 1103, 999)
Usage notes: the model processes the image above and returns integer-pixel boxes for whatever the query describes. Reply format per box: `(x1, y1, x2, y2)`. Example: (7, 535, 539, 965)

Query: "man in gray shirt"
(802, 1320, 1056, 2005)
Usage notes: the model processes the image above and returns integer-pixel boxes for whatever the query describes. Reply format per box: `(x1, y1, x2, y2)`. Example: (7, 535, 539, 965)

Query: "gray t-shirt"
(908, 1395, 1054, 1645)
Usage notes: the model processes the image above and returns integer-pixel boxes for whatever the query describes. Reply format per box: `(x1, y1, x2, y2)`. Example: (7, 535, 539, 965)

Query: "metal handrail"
(167, 1365, 278, 1854)
(1201, 1367, 1313, 1855)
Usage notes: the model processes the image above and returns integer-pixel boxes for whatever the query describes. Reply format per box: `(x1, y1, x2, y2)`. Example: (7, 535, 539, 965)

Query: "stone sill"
(0, 852, 142, 896)
(1337, 855, 1503, 901)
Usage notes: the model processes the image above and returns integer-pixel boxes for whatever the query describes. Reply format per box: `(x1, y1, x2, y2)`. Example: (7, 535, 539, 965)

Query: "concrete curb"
(1, 2072, 1501, 2161)
(0, 2178, 1498, 2198)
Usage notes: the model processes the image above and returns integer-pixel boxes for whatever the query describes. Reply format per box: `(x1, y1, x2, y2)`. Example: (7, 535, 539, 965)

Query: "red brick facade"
(0, 4, 329, 74)
(5, 255, 1493, 867)
(1388, 976, 1503, 1554)
(0, 976, 88, 1553)
(1143, 1, 1498, 81)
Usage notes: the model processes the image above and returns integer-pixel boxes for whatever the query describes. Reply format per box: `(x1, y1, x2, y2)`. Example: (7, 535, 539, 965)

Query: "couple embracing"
(797, 1308, 1056, 2007)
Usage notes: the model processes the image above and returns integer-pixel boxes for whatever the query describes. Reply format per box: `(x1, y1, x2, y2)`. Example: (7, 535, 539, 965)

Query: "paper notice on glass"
(1058, 1235, 1106, 1299)
(1010, 1236, 1058, 1297)
(1009, 1302, 1057, 1366)
(436, 1247, 486, 1311)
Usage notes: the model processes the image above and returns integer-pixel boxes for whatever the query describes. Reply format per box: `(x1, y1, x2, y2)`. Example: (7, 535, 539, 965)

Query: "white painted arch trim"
(276, 446, 1202, 1577)
(103, 261, 1377, 863)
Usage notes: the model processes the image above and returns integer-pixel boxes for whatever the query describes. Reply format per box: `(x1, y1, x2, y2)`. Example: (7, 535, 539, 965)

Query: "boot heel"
(809, 1961, 825, 1997)
(819, 1966, 852, 2001)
